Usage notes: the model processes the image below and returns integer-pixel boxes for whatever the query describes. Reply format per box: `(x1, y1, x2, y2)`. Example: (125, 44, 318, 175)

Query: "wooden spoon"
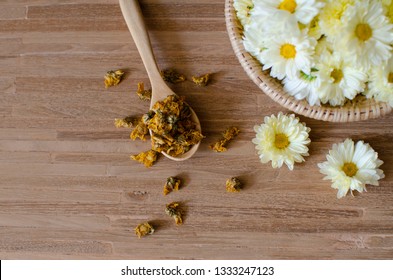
(119, 0, 202, 161)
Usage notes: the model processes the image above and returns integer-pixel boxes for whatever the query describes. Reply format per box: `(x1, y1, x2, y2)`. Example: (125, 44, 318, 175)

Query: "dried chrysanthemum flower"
(160, 69, 186, 83)
(192, 73, 211, 86)
(104, 69, 125, 88)
(226, 177, 242, 193)
(134, 222, 154, 238)
(210, 127, 240, 152)
(130, 149, 159, 168)
(136, 82, 152, 101)
(130, 117, 149, 141)
(145, 95, 204, 157)
(114, 116, 139, 128)
(165, 202, 183, 225)
(163, 176, 181, 195)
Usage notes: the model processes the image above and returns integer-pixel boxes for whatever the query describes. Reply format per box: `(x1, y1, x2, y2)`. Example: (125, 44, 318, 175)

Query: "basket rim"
(224, 0, 392, 122)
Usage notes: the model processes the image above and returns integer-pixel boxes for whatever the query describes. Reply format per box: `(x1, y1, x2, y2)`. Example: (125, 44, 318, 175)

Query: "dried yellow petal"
(210, 127, 240, 152)
(104, 69, 125, 88)
(136, 82, 152, 101)
(226, 177, 242, 193)
(134, 222, 154, 238)
(160, 69, 186, 83)
(192, 73, 211, 86)
(130, 149, 159, 168)
(165, 202, 183, 225)
(163, 176, 181, 195)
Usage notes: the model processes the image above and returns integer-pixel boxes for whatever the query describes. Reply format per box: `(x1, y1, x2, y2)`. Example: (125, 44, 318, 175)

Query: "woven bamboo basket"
(225, 0, 392, 122)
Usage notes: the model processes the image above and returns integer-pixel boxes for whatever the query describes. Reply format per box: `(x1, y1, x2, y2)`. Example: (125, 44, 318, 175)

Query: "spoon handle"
(119, 0, 162, 83)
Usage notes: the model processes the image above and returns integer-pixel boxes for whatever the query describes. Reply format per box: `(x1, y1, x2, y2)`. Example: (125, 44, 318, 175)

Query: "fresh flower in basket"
(234, 0, 393, 108)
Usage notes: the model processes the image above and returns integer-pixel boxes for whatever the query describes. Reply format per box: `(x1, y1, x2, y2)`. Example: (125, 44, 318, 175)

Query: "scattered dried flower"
(210, 127, 240, 152)
(130, 149, 159, 168)
(161, 69, 186, 83)
(104, 69, 125, 88)
(134, 222, 154, 238)
(163, 176, 181, 195)
(114, 116, 139, 128)
(192, 73, 211, 86)
(165, 202, 183, 225)
(226, 177, 242, 193)
(136, 82, 152, 101)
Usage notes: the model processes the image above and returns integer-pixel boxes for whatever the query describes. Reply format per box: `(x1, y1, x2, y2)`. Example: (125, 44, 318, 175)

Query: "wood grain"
(1, 0, 393, 260)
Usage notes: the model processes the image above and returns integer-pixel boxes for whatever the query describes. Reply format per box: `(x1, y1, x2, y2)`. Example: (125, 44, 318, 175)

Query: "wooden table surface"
(1, 0, 393, 260)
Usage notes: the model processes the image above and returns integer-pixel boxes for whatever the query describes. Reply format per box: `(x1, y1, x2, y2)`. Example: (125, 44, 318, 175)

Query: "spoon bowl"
(119, 0, 201, 161)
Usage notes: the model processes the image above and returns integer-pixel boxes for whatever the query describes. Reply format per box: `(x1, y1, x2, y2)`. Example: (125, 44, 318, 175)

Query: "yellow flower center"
(278, 0, 297, 14)
(342, 162, 358, 177)
(280, 43, 297, 59)
(331, 69, 343, 83)
(388, 72, 393, 84)
(355, 23, 373, 42)
(275, 133, 290, 149)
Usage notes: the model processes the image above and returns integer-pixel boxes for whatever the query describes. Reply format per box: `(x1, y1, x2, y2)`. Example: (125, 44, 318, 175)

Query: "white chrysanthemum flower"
(318, 139, 384, 199)
(314, 36, 333, 57)
(259, 29, 316, 80)
(319, 0, 355, 42)
(366, 57, 393, 106)
(252, 0, 324, 25)
(243, 21, 268, 59)
(306, 16, 323, 40)
(339, 0, 393, 69)
(252, 112, 311, 170)
(234, 0, 254, 27)
(317, 51, 368, 106)
(283, 69, 321, 106)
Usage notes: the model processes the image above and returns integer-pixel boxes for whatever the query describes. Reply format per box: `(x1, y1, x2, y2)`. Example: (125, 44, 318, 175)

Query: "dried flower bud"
(136, 82, 152, 101)
(167, 114, 178, 125)
(165, 202, 183, 225)
(192, 73, 211, 86)
(142, 110, 155, 124)
(226, 177, 242, 193)
(160, 69, 186, 83)
(163, 176, 181, 195)
(134, 222, 154, 238)
(104, 69, 125, 88)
